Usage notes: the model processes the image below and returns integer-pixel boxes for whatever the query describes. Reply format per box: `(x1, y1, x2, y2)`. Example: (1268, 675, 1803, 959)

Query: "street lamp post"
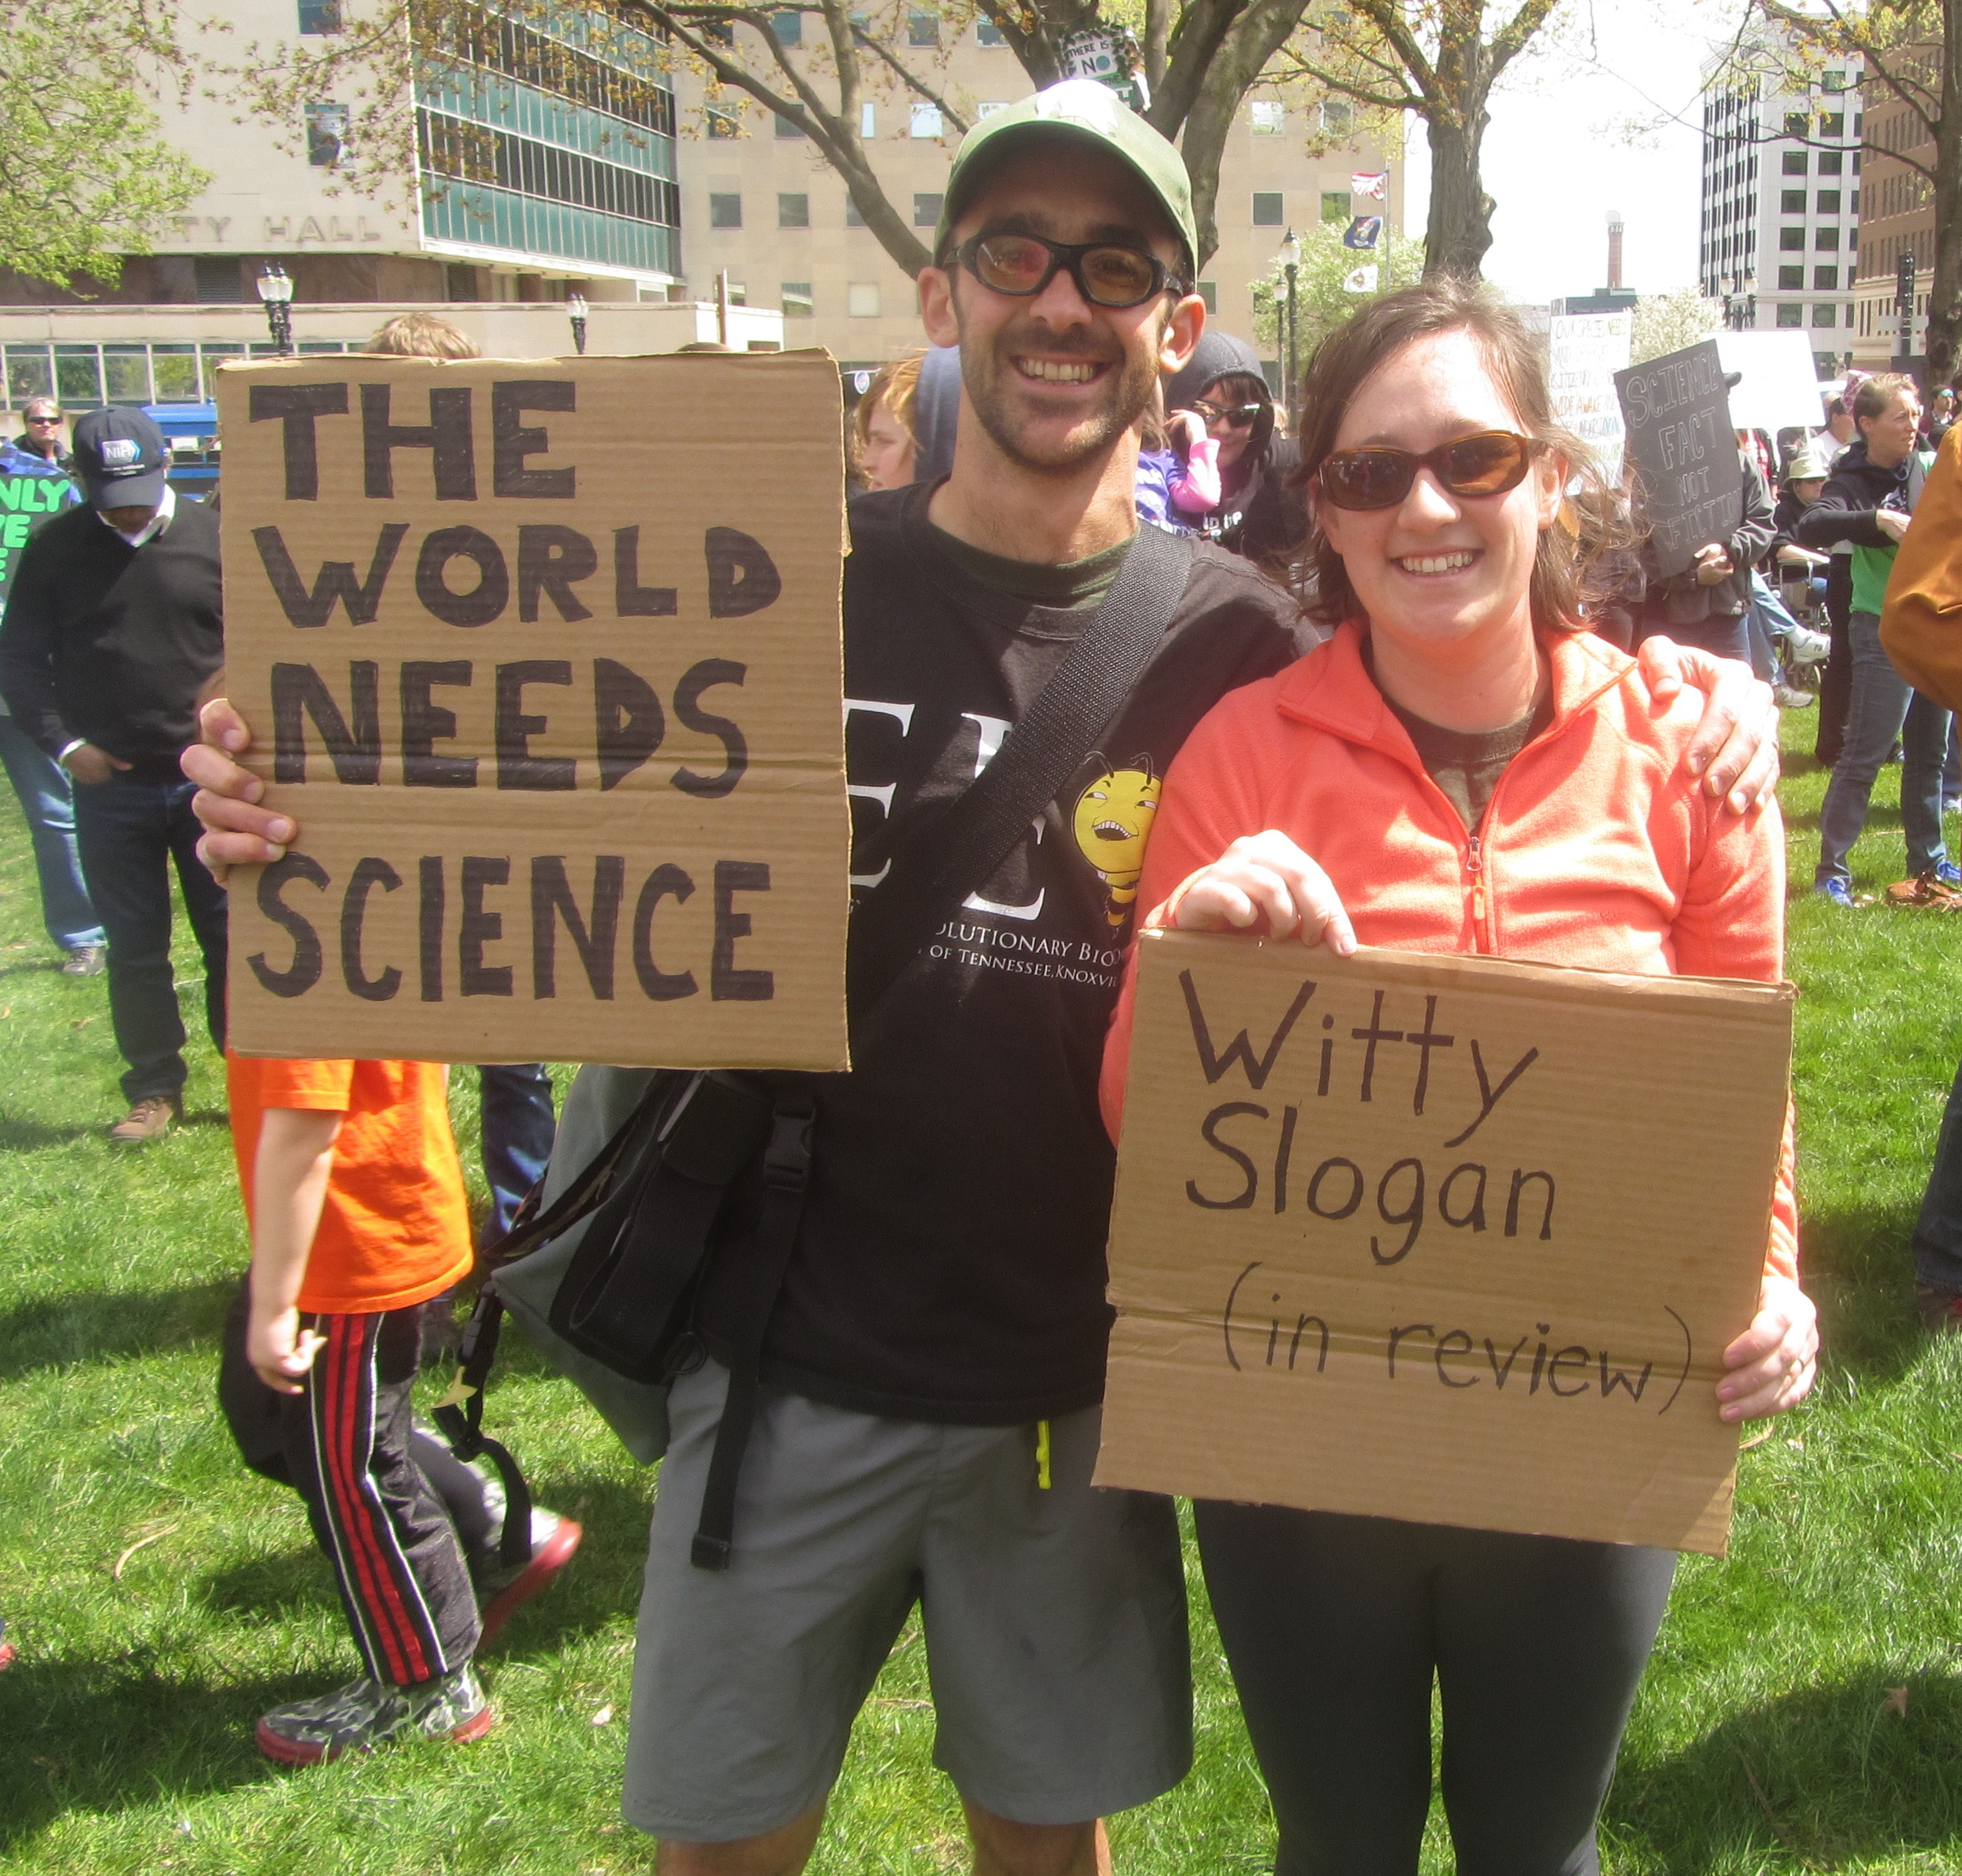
(567, 292, 589, 356)
(256, 263, 295, 356)
(1279, 227, 1300, 425)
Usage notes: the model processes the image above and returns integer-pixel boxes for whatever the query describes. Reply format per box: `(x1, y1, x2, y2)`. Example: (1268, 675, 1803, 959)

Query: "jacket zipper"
(1465, 833, 1487, 949)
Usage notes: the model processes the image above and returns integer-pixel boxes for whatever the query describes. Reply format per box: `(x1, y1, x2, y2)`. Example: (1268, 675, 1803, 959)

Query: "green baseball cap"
(935, 80, 1198, 280)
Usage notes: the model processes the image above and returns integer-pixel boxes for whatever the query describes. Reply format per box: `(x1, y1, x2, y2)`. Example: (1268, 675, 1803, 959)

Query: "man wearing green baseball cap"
(185, 77, 1783, 1875)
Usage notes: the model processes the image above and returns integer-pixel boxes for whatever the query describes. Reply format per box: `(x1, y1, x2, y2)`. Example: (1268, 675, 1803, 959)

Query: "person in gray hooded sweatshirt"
(1164, 329, 1308, 570)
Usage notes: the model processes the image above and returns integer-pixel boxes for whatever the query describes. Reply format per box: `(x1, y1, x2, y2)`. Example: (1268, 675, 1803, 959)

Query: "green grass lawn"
(6, 718, 1962, 1873)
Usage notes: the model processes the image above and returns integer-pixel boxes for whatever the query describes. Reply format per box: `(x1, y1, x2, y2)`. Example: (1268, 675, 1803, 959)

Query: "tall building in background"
(2, 0, 707, 425)
(670, 27, 1399, 371)
(1698, 34, 1863, 374)
(1850, 44, 1941, 371)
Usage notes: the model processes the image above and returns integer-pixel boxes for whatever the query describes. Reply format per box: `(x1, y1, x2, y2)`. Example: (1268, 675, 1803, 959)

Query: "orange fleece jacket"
(1100, 620, 1798, 1282)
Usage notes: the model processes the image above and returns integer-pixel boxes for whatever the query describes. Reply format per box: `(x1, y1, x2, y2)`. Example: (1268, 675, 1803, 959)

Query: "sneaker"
(257, 1662, 493, 1766)
(1886, 873, 1962, 908)
(1773, 683, 1816, 708)
(1936, 862, 1962, 890)
(60, 945, 105, 977)
(1916, 1282, 1962, 1331)
(1815, 878, 1856, 908)
(108, 1096, 181, 1143)
(475, 1508, 583, 1650)
(1782, 622, 1832, 666)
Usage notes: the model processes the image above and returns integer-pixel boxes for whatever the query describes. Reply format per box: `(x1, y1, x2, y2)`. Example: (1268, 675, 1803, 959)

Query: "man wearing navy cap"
(0, 407, 224, 1141)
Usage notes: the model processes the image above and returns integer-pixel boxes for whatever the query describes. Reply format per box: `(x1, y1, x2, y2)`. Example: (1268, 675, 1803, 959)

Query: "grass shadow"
(1608, 1669, 1962, 1867)
(0, 1113, 104, 1152)
(0, 1657, 310, 1851)
(0, 1276, 234, 1382)
(1800, 1201, 1926, 1389)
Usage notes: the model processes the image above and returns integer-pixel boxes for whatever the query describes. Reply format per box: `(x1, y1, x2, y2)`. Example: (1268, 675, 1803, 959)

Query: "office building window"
(707, 104, 741, 137)
(848, 282, 881, 317)
(1816, 189, 1840, 212)
(1779, 265, 1804, 289)
(913, 192, 943, 227)
(1820, 113, 1844, 137)
(1321, 191, 1349, 223)
(710, 192, 742, 229)
(305, 101, 349, 167)
(859, 101, 876, 137)
(977, 16, 1006, 42)
(771, 10, 802, 42)
(1782, 151, 1808, 174)
(1320, 99, 1352, 136)
(1777, 302, 1804, 327)
(1814, 265, 1838, 289)
(1823, 68, 1848, 91)
(783, 284, 813, 317)
(1251, 101, 1284, 134)
(977, 101, 1009, 116)
(778, 192, 810, 228)
(1851, 189, 1860, 212)
(1812, 303, 1836, 327)
(846, 194, 866, 227)
(1780, 188, 1805, 212)
(725, 282, 747, 306)
(1779, 226, 1805, 250)
(911, 101, 943, 138)
(1253, 192, 1284, 227)
(1815, 226, 1838, 249)
(298, 0, 342, 29)
(1820, 149, 1843, 174)
(1197, 281, 1217, 313)
(908, 9, 940, 43)
(1784, 111, 1808, 135)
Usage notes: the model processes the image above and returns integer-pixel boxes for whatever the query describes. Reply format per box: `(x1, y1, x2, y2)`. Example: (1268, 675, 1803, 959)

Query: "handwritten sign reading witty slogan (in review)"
(1094, 933, 1793, 1556)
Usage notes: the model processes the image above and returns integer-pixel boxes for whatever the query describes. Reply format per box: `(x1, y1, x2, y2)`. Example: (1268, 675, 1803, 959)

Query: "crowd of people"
(4, 75, 1961, 1875)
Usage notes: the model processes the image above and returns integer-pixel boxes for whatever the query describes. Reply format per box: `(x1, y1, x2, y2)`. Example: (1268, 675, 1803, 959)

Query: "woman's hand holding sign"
(1718, 1271, 1818, 1422)
(1169, 830, 1358, 958)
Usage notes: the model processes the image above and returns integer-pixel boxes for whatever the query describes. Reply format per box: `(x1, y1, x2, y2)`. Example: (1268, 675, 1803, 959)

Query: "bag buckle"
(762, 1095, 816, 1193)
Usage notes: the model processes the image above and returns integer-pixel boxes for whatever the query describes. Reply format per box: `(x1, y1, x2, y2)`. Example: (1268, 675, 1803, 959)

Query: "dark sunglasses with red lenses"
(1194, 401, 1264, 429)
(1317, 430, 1542, 511)
(953, 232, 1187, 309)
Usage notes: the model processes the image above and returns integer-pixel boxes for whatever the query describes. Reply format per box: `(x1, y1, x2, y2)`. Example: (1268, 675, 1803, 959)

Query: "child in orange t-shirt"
(218, 1053, 580, 1765)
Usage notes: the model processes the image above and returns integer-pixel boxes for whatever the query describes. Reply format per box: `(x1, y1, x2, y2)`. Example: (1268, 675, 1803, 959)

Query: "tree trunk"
(1144, 0, 1170, 91)
(1422, 107, 1495, 278)
(1926, 0, 1961, 387)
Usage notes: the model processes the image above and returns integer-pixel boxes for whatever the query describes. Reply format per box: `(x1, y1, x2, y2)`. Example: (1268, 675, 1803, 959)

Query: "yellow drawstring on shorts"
(1035, 1419, 1052, 1490)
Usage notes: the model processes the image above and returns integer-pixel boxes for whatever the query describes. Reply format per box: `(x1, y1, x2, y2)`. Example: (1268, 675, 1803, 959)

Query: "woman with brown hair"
(1099, 279, 1816, 1873)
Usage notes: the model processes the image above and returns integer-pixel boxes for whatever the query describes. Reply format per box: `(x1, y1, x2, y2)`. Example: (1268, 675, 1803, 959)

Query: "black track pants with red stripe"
(219, 1284, 481, 1687)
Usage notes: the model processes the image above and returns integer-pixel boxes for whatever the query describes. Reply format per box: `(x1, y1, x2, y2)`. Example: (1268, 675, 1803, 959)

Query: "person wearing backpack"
(185, 84, 1782, 1876)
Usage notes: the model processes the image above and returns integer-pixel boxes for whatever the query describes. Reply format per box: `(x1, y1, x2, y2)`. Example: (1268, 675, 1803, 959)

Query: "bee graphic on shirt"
(1071, 755, 1161, 930)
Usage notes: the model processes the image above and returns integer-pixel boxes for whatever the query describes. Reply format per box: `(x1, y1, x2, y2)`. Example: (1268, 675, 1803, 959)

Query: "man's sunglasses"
(953, 232, 1188, 309)
(25, 413, 60, 425)
(1317, 431, 1542, 511)
(1194, 402, 1264, 429)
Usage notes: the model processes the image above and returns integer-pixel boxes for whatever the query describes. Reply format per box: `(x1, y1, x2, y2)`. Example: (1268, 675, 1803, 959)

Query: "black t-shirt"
(695, 481, 1310, 1424)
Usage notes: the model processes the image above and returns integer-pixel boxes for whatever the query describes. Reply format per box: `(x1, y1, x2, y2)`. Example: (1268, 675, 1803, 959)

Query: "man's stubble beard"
(957, 303, 1164, 477)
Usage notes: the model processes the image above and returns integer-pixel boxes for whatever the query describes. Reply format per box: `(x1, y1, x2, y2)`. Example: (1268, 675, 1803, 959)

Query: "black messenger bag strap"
(847, 522, 1196, 1014)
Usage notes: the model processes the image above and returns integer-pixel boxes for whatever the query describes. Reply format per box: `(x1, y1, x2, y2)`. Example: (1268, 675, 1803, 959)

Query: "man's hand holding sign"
(210, 352, 848, 1070)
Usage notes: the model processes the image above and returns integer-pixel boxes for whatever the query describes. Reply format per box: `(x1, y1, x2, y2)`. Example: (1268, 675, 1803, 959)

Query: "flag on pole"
(1342, 216, 1383, 251)
(1343, 264, 1380, 294)
(1351, 170, 1388, 199)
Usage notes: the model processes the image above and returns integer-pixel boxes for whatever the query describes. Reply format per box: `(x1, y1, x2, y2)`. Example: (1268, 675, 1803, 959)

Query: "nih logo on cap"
(99, 438, 143, 470)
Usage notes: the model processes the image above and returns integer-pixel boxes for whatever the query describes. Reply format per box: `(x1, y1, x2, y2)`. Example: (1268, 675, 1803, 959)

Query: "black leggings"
(1196, 1502, 1677, 1876)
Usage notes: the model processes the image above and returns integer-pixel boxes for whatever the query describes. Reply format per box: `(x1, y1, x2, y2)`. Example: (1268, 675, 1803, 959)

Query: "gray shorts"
(622, 1361, 1191, 1842)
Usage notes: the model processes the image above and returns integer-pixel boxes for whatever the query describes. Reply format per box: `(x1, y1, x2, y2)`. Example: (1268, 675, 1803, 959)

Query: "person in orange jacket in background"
(1876, 421, 1962, 1326)
(1099, 278, 1817, 1876)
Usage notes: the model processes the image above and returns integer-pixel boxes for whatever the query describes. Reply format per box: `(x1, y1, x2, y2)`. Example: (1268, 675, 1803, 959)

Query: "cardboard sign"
(1716, 329, 1832, 435)
(216, 352, 850, 1069)
(1615, 339, 1742, 579)
(0, 471, 75, 608)
(1548, 312, 1631, 481)
(1095, 933, 1794, 1556)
